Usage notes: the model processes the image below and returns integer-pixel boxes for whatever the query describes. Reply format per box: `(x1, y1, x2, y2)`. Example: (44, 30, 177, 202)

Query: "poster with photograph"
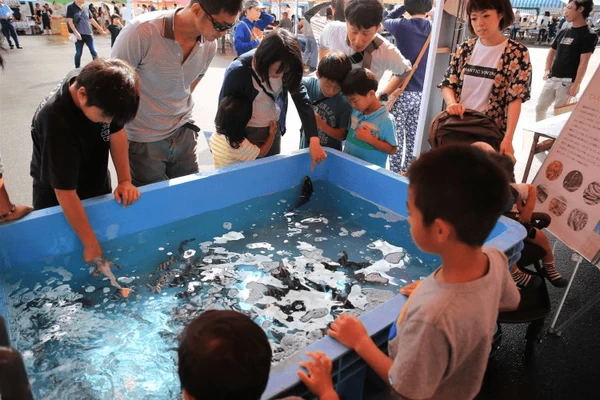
(532, 66, 600, 268)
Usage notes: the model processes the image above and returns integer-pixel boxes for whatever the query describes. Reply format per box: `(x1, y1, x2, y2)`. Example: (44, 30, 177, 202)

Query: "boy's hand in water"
(83, 242, 102, 263)
(399, 280, 422, 296)
(328, 314, 370, 351)
(114, 181, 140, 207)
(298, 351, 339, 400)
(309, 137, 327, 171)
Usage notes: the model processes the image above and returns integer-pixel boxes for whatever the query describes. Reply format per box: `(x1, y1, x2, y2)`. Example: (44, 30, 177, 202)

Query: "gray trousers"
(128, 124, 199, 187)
(535, 77, 573, 121)
(245, 126, 281, 158)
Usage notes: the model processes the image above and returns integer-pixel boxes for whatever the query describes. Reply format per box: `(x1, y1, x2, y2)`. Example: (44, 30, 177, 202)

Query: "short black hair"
(317, 51, 352, 84)
(178, 310, 272, 400)
(342, 68, 378, 96)
(110, 14, 120, 21)
(570, 0, 594, 18)
(196, 0, 243, 16)
(254, 29, 303, 93)
(344, 0, 383, 30)
(407, 145, 510, 247)
(466, 0, 514, 36)
(486, 152, 516, 183)
(404, 0, 433, 16)
(214, 96, 252, 149)
(75, 58, 140, 127)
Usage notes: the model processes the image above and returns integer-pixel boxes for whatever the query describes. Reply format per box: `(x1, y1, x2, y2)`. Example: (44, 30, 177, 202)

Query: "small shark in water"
(91, 257, 131, 298)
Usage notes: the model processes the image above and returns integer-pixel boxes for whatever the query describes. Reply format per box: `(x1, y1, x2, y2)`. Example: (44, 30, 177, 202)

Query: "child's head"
(406, 145, 510, 251)
(344, 0, 384, 52)
(178, 310, 272, 400)
(404, 0, 433, 16)
(316, 51, 352, 98)
(74, 58, 140, 126)
(110, 14, 120, 24)
(341, 68, 379, 113)
(214, 96, 252, 149)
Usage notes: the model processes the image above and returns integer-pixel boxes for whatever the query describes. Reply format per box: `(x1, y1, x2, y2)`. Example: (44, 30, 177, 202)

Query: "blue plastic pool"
(0, 150, 526, 399)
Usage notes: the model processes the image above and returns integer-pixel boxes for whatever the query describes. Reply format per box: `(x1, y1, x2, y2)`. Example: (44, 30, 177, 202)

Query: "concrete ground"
(1, 34, 599, 399)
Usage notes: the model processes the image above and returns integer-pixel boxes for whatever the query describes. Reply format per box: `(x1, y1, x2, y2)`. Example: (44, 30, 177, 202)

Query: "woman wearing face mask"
(220, 29, 327, 169)
(439, 0, 532, 157)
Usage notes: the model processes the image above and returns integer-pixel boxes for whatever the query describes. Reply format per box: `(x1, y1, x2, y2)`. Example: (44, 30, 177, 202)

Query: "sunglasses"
(197, 1, 235, 32)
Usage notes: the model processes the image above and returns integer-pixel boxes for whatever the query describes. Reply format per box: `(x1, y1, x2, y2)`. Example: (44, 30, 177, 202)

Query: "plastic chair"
(495, 243, 551, 360)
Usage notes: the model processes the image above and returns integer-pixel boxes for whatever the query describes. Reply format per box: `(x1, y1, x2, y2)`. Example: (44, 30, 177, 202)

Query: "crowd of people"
(1, 0, 599, 398)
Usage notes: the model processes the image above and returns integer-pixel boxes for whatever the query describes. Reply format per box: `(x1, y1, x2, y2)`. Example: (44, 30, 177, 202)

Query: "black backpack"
(428, 109, 504, 151)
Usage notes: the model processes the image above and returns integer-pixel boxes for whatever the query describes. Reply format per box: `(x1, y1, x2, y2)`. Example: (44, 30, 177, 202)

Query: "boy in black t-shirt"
(107, 14, 122, 47)
(30, 58, 140, 264)
(535, 0, 598, 121)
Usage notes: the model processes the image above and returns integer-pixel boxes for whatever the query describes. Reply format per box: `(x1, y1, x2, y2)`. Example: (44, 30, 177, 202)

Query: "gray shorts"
(128, 123, 199, 187)
(245, 125, 281, 158)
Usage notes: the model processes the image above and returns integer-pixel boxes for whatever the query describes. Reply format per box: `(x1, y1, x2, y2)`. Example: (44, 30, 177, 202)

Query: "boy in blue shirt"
(342, 68, 397, 168)
(300, 51, 352, 151)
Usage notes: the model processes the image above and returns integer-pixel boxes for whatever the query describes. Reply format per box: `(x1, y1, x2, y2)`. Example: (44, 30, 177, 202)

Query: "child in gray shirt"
(298, 145, 520, 400)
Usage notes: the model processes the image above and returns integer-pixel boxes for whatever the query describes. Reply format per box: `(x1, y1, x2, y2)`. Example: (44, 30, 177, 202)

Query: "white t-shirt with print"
(460, 39, 508, 112)
(210, 132, 260, 168)
(319, 21, 411, 81)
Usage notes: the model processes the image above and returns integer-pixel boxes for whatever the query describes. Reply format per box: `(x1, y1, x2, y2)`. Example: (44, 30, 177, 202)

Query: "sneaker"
(542, 263, 568, 288)
(9, 45, 14, 49)
(511, 268, 542, 289)
(16, 46, 23, 49)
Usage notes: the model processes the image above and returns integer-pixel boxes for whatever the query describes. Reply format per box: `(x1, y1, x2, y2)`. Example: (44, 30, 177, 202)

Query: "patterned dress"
(439, 38, 532, 134)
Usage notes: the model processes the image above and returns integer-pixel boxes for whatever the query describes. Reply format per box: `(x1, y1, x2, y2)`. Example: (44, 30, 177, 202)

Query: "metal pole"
(548, 253, 583, 334)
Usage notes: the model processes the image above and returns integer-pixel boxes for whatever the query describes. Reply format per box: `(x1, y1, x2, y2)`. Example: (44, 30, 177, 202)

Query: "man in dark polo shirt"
(535, 0, 598, 121)
(30, 58, 141, 263)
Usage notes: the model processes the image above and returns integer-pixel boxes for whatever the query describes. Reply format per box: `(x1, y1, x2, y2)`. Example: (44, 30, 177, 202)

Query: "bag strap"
(311, 97, 327, 107)
(248, 65, 276, 102)
(387, 32, 431, 110)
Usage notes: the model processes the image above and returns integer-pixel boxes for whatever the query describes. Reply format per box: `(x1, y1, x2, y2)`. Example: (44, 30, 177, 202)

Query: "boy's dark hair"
(404, 0, 433, 16)
(486, 152, 516, 183)
(110, 14, 120, 21)
(214, 96, 252, 149)
(74, 58, 140, 127)
(407, 145, 510, 247)
(570, 0, 594, 18)
(178, 310, 272, 400)
(195, 0, 243, 16)
(317, 51, 352, 84)
(254, 29, 303, 93)
(466, 0, 514, 36)
(344, 0, 383, 30)
(342, 68, 378, 96)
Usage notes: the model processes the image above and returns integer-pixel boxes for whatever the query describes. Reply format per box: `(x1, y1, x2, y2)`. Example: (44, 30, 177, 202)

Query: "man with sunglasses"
(111, 0, 243, 187)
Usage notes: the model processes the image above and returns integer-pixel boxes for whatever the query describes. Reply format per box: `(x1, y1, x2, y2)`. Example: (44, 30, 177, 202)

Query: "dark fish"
(293, 176, 314, 209)
(178, 238, 196, 256)
(337, 250, 372, 269)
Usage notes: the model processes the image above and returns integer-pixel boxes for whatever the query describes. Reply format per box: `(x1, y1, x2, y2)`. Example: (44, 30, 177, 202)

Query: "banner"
(532, 66, 600, 268)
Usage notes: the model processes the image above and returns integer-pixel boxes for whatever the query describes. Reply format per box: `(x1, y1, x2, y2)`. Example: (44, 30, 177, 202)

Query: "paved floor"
(1, 34, 599, 399)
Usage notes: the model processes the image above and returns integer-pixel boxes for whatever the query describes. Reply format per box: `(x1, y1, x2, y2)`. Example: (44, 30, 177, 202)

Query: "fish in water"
(293, 176, 314, 209)
(91, 257, 131, 298)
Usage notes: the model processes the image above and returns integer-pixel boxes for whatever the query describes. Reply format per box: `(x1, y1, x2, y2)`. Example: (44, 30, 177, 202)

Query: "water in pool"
(2, 180, 439, 399)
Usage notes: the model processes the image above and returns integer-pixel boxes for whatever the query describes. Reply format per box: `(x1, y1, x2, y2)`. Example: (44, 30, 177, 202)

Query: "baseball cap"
(243, 0, 262, 10)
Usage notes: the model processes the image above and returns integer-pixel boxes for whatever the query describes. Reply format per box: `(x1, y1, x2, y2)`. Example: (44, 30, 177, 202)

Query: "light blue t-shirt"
(301, 76, 352, 150)
(343, 106, 397, 167)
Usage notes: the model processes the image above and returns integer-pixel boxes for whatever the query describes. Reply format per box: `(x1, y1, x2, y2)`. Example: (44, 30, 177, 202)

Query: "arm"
(258, 121, 277, 157)
(543, 48, 556, 79)
(315, 113, 348, 141)
(441, 86, 465, 118)
(291, 84, 328, 170)
(66, 17, 81, 39)
(234, 22, 259, 55)
(90, 17, 106, 34)
(516, 184, 536, 223)
(254, 10, 275, 31)
(109, 129, 140, 206)
(304, 2, 330, 22)
(382, 5, 407, 33)
(191, 75, 203, 92)
(55, 189, 102, 262)
(501, 99, 522, 156)
(355, 124, 397, 155)
(380, 75, 405, 99)
(439, 42, 467, 118)
(569, 53, 593, 97)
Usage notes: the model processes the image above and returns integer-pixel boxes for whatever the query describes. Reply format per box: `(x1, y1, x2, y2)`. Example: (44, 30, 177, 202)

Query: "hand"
(543, 71, 550, 80)
(499, 138, 514, 157)
(298, 352, 339, 400)
(100, 29, 107, 36)
(114, 181, 140, 207)
(83, 242, 102, 262)
(567, 83, 580, 97)
(355, 124, 376, 144)
(309, 137, 327, 172)
(446, 103, 465, 119)
(518, 210, 532, 224)
(328, 314, 370, 351)
(399, 280, 422, 296)
(315, 112, 327, 130)
(75, 32, 82, 41)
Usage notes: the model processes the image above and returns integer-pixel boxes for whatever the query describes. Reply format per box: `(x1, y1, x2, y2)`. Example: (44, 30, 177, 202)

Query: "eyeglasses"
(197, 1, 235, 32)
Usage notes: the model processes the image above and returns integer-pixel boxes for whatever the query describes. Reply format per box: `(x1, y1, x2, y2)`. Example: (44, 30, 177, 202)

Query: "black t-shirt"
(30, 70, 123, 210)
(551, 25, 598, 80)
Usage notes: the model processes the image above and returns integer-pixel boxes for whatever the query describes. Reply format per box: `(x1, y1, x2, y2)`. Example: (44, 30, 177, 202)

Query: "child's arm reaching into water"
(328, 314, 394, 383)
(355, 124, 397, 155)
(516, 184, 536, 224)
(315, 113, 348, 142)
(258, 121, 277, 157)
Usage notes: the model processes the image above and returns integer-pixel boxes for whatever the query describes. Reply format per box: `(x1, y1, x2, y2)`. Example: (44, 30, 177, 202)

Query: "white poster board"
(532, 66, 600, 267)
